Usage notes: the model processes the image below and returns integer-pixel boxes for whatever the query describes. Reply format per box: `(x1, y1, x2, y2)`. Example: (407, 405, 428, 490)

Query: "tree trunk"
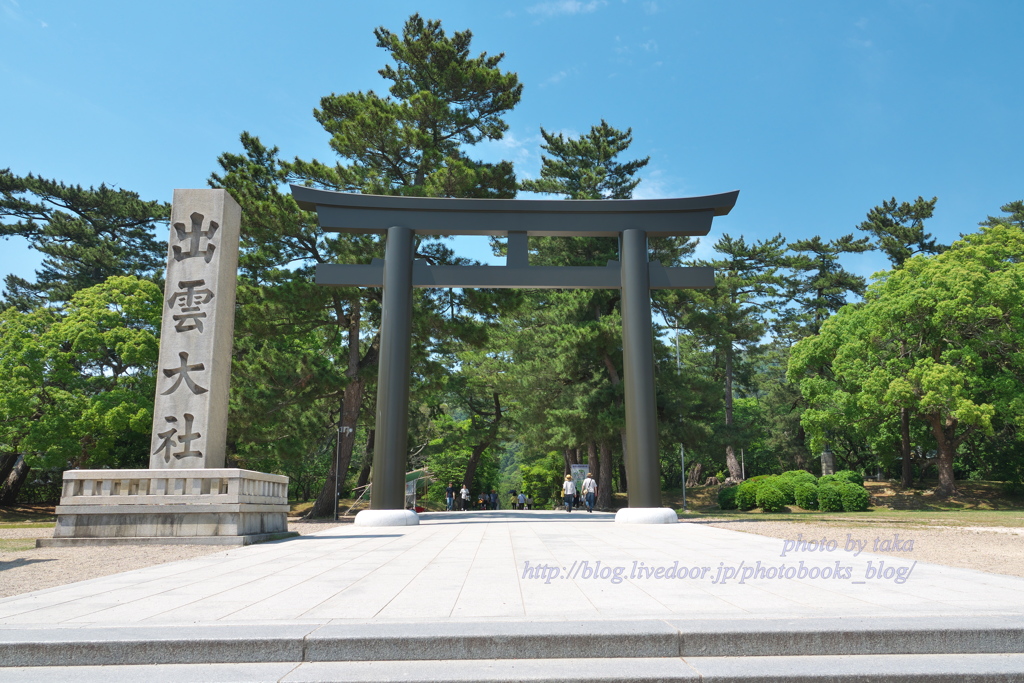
(562, 448, 572, 475)
(587, 441, 598, 484)
(0, 451, 19, 487)
(306, 302, 366, 518)
(928, 414, 960, 498)
(356, 429, 375, 489)
(0, 455, 30, 505)
(723, 347, 742, 480)
(597, 441, 613, 509)
(900, 407, 913, 488)
(462, 392, 502, 492)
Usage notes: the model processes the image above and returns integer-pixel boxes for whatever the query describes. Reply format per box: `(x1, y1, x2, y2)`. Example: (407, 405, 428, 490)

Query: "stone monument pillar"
(39, 190, 296, 547)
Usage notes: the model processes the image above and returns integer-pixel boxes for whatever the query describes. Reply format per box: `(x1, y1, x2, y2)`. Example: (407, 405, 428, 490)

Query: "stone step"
(5, 654, 1024, 682)
(2, 616, 1023, 667)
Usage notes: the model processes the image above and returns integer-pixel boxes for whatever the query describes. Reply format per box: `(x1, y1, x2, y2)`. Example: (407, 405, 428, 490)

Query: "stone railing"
(59, 469, 288, 506)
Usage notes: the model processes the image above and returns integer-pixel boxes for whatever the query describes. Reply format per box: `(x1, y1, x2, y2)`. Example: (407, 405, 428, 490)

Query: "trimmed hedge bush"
(781, 470, 817, 486)
(771, 476, 796, 505)
(735, 475, 772, 510)
(841, 482, 871, 511)
(794, 482, 819, 510)
(756, 484, 786, 512)
(835, 470, 864, 486)
(818, 481, 845, 512)
(718, 485, 739, 510)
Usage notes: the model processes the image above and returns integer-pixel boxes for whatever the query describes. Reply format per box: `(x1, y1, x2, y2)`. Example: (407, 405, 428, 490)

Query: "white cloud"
(541, 68, 577, 87)
(40, 20, 47, 28)
(640, 39, 657, 52)
(643, 1, 659, 14)
(527, 0, 607, 18)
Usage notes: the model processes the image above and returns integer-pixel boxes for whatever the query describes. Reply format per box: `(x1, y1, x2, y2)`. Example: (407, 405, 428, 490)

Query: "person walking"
(517, 492, 526, 510)
(525, 495, 533, 510)
(581, 472, 597, 513)
(459, 484, 470, 511)
(562, 474, 576, 513)
(445, 482, 456, 511)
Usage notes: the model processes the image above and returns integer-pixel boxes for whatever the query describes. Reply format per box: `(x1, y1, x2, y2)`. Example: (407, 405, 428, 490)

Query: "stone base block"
(614, 508, 679, 524)
(47, 468, 294, 545)
(354, 509, 420, 527)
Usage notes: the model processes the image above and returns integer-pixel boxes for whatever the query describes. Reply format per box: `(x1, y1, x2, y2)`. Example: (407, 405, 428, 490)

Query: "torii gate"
(292, 187, 738, 525)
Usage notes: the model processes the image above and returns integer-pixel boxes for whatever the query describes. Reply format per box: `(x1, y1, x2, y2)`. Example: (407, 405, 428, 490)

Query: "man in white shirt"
(581, 472, 597, 513)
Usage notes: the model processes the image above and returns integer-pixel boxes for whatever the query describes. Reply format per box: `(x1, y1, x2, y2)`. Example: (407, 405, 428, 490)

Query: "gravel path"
(702, 519, 1024, 578)
(0, 520, 349, 599)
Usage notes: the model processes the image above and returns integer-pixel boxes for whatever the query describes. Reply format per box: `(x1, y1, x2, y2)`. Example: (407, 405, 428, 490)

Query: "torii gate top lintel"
(291, 185, 739, 237)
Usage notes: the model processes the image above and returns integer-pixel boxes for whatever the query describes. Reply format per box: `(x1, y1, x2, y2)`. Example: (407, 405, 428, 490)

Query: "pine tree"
(0, 169, 168, 310)
(683, 235, 788, 481)
(520, 120, 649, 200)
(979, 200, 1024, 230)
(788, 234, 871, 335)
(857, 196, 944, 268)
(212, 14, 522, 518)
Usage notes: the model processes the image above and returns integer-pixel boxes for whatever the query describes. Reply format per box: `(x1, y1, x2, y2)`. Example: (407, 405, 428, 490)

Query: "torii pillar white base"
(614, 508, 678, 524)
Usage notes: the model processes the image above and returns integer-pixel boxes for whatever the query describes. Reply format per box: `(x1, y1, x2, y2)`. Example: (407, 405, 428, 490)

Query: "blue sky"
(2, 0, 1022, 282)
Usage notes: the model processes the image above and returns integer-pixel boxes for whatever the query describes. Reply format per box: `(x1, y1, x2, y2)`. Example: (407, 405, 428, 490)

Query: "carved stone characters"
(149, 190, 240, 469)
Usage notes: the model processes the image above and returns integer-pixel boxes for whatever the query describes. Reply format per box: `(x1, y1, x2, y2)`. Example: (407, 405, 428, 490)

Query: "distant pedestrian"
(517, 492, 526, 510)
(460, 484, 470, 511)
(445, 482, 456, 511)
(581, 472, 597, 513)
(562, 474, 576, 513)
(525, 495, 533, 510)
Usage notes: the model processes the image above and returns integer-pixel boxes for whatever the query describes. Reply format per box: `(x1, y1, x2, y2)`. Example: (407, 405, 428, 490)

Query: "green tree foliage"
(0, 276, 160, 502)
(0, 169, 168, 310)
(856, 196, 944, 268)
(790, 224, 1024, 497)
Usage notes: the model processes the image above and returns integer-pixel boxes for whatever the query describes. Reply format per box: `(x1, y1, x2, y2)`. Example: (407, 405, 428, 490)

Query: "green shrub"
(735, 475, 772, 510)
(782, 469, 816, 484)
(794, 482, 819, 510)
(718, 485, 739, 510)
(818, 481, 845, 512)
(756, 484, 786, 512)
(772, 476, 796, 504)
(841, 483, 871, 512)
(835, 470, 864, 486)
(817, 474, 838, 486)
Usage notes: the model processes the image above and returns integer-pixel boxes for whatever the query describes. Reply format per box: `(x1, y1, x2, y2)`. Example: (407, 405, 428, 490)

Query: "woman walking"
(562, 474, 576, 513)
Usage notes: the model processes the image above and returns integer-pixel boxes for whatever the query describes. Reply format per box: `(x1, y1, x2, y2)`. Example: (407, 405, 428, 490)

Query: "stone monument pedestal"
(37, 469, 297, 547)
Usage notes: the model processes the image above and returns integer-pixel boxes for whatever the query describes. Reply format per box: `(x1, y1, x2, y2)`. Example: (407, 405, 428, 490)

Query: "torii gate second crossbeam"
(292, 187, 738, 525)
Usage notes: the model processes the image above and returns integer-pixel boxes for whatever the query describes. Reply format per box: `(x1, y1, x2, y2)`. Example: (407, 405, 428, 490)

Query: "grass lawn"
(0, 505, 55, 526)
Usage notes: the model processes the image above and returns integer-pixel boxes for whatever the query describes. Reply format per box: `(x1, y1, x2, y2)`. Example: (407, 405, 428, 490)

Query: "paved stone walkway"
(1, 509, 1022, 627)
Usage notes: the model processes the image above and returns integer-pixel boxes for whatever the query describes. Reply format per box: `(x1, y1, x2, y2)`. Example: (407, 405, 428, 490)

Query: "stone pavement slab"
(1, 509, 1022, 628)
(7, 654, 1024, 683)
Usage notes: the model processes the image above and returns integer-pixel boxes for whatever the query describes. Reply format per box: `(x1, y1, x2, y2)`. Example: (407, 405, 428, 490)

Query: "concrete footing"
(354, 509, 420, 527)
(614, 507, 678, 524)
